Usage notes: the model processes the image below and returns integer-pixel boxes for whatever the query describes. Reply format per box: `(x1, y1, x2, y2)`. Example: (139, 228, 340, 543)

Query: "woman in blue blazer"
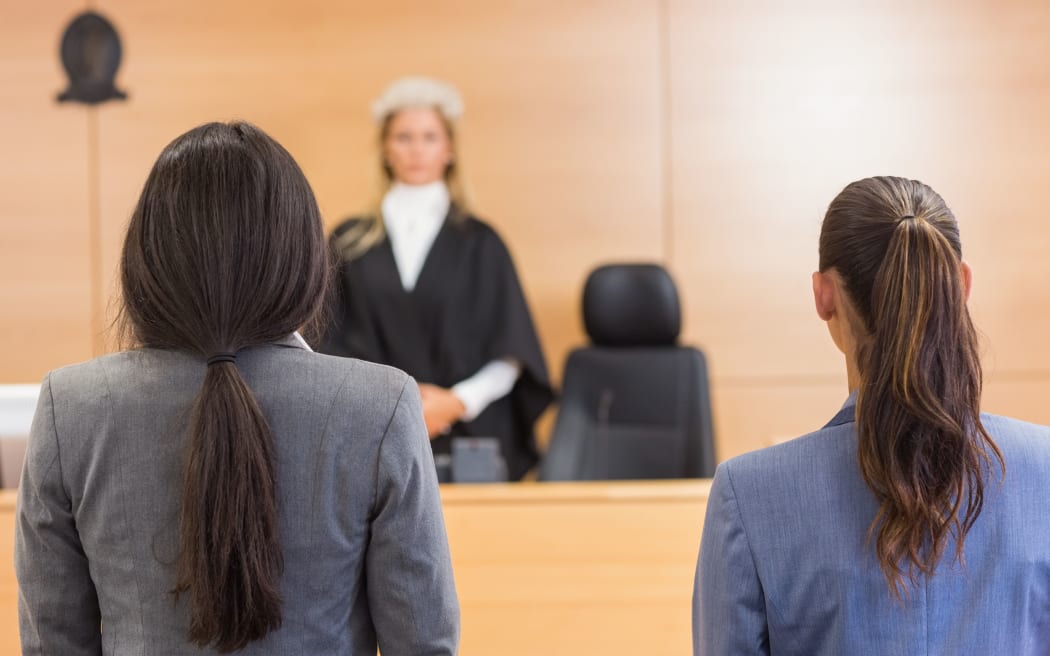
(694, 176, 1050, 655)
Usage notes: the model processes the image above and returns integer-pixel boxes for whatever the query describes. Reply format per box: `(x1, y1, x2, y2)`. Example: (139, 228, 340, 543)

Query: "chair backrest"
(0, 384, 39, 489)
(540, 264, 716, 480)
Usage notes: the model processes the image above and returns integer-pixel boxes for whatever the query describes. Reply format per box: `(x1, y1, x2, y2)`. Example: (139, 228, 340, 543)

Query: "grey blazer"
(694, 394, 1050, 655)
(15, 336, 460, 655)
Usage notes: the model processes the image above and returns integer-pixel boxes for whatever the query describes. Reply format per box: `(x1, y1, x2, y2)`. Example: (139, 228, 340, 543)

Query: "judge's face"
(383, 107, 453, 186)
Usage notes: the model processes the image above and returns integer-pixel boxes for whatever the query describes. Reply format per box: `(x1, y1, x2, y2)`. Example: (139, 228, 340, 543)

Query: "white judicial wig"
(371, 76, 464, 124)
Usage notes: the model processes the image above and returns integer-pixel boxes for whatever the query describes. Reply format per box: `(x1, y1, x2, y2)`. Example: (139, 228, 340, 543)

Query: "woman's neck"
(846, 353, 861, 395)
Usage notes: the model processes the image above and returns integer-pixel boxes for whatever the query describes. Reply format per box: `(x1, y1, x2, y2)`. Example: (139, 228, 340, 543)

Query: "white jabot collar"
(382, 181, 451, 291)
(383, 180, 450, 218)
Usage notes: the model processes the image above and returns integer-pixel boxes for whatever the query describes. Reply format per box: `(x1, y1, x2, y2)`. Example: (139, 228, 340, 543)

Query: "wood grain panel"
(0, 3, 93, 383)
(668, 0, 1050, 384)
(714, 374, 1050, 462)
(981, 374, 1050, 427)
(92, 0, 665, 375)
(712, 379, 848, 460)
(442, 481, 707, 656)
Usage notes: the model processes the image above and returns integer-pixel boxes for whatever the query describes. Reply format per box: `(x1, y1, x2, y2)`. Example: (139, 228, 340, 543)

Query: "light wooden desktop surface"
(1, 480, 709, 655)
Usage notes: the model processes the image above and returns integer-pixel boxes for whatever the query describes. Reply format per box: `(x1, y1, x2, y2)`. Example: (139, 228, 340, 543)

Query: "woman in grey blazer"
(694, 176, 1050, 655)
(15, 122, 460, 654)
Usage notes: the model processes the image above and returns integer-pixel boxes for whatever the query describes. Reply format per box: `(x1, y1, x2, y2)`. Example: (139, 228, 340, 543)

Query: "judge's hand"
(418, 384, 467, 439)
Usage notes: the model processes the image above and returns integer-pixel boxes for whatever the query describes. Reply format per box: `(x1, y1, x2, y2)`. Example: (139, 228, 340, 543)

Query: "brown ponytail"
(118, 122, 330, 650)
(819, 176, 1003, 597)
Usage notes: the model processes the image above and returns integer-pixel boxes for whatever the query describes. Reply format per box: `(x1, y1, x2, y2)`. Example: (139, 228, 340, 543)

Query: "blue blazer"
(693, 395, 1050, 655)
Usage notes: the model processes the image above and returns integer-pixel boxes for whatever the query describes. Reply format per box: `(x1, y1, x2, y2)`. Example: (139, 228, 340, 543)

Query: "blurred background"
(5, 1, 1049, 462)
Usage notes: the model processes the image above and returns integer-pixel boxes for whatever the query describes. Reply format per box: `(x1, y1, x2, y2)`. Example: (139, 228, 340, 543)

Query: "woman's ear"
(812, 271, 836, 321)
(961, 260, 973, 301)
(814, 269, 857, 359)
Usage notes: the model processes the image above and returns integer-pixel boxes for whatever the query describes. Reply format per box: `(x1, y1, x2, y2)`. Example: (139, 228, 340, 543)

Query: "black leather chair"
(540, 264, 716, 480)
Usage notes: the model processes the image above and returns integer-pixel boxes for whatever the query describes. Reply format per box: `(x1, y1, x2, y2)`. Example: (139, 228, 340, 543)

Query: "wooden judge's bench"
(0, 480, 709, 655)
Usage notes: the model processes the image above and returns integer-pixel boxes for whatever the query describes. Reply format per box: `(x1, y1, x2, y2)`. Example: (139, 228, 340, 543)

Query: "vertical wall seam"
(658, 0, 674, 267)
(87, 106, 103, 355)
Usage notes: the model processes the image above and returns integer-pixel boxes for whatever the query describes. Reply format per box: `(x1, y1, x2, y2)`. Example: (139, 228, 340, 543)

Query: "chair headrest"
(583, 264, 681, 347)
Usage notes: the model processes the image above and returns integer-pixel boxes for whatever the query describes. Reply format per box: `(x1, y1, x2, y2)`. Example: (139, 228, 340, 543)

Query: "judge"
(321, 77, 553, 481)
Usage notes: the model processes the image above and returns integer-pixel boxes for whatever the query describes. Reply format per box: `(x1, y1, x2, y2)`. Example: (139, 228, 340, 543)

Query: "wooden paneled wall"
(668, 0, 1050, 455)
(0, 2, 96, 378)
(3, 1, 1050, 461)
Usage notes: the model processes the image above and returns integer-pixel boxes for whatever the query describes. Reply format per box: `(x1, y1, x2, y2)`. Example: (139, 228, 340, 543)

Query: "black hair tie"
(206, 353, 237, 366)
(900, 214, 916, 221)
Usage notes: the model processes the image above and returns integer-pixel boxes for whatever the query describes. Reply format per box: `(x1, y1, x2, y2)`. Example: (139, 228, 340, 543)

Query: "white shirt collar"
(270, 332, 313, 351)
(291, 331, 313, 351)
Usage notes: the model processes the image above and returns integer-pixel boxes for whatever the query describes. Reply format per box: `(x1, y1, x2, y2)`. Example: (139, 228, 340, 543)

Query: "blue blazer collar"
(824, 390, 858, 428)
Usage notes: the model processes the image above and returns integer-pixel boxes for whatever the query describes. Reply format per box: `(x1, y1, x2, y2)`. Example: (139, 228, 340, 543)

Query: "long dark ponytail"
(819, 176, 1003, 597)
(119, 122, 330, 651)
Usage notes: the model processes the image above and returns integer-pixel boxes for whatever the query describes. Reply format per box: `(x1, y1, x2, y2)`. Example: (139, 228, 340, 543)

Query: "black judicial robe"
(320, 206, 554, 480)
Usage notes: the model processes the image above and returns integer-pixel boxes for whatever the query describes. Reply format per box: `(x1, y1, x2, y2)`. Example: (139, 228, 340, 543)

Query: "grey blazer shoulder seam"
(314, 365, 358, 453)
(312, 364, 357, 516)
(41, 372, 66, 504)
(370, 376, 412, 519)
